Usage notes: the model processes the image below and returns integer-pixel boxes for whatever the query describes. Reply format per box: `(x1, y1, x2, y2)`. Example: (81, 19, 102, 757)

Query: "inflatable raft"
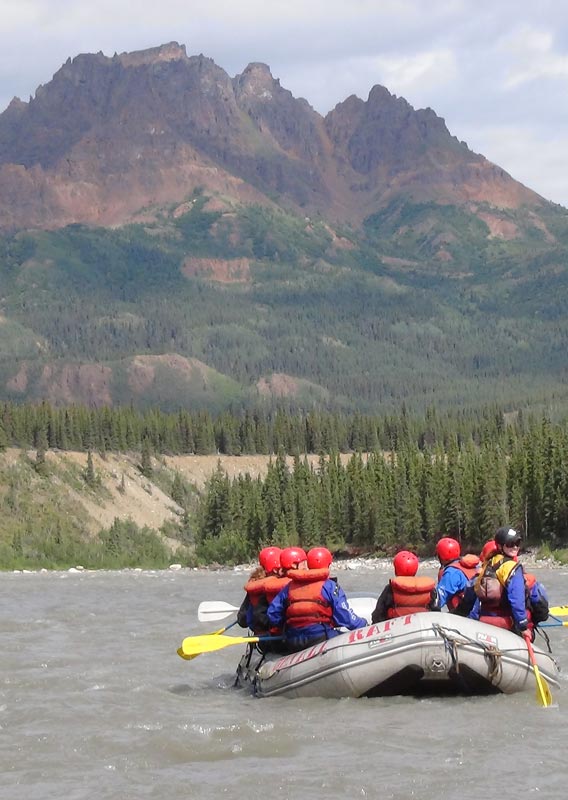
(235, 612, 560, 699)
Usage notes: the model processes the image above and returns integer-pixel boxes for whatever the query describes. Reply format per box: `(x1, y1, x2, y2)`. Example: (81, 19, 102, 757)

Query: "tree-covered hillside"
(1, 193, 568, 413)
(1, 403, 568, 569)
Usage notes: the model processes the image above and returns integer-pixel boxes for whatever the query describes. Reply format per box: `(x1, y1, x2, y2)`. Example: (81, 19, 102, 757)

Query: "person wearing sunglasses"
(469, 527, 533, 638)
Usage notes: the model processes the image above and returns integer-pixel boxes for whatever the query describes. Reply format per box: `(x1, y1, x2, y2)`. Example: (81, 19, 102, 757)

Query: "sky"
(1, 0, 568, 206)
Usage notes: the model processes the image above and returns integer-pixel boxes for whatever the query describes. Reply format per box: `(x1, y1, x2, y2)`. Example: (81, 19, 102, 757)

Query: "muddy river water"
(1, 565, 567, 800)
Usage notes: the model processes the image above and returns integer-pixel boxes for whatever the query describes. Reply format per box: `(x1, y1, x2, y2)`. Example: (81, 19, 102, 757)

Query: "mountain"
(0, 42, 568, 414)
(0, 41, 544, 231)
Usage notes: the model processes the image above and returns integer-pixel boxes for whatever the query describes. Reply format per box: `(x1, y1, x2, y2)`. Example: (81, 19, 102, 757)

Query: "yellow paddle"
(549, 605, 568, 617)
(180, 632, 280, 659)
(523, 632, 553, 707)
(177, 621, 238, 661)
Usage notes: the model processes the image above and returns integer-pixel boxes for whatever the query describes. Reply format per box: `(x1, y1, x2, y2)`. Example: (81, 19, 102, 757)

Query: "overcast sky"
(2, 0, 568, 206)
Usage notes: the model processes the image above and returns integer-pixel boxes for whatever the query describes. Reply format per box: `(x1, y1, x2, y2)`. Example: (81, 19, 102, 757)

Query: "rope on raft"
(432, 623, 504, 682)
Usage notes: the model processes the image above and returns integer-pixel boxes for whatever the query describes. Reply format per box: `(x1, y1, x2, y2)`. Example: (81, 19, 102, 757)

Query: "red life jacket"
(285, 568, 334, 629)
(244, 575, 290, 605)
(437, 554, 480, 611)
(388, 576, 436, 618)
(243, 575, 290, 635)
(524, 573, 536, 590)
(437, 554, 480, 583)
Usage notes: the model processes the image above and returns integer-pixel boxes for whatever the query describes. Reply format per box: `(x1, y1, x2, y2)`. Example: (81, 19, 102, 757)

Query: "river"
(1, 564, 567, 800)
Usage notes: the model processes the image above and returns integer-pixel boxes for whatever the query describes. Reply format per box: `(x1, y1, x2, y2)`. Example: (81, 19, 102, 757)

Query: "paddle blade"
(532, 660, 553, 708)
(197, 601, 239, 623)
(181, 633, 258, 658)
(177, 621, 240, 660)
(177, 647, 200, 661)
(524, 633, 553, 708)
(549, 605, 568, 617)
(534, 669, 553, 707)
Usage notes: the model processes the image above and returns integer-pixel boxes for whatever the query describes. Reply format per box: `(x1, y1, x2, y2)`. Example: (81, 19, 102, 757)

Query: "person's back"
(268, 546, 367, 652)
(237, 546, 289, 638)
(372, 550, 437, 623)
(450, 539, 497, 618)
(435, 537, 480, 615)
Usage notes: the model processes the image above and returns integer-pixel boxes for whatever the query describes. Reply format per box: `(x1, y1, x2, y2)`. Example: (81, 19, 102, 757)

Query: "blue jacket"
(267, 579, 367, 642)
(436, 567, 470, 610)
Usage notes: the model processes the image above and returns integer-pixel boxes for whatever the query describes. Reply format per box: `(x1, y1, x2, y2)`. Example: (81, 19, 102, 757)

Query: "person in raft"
(435, 537, 481, 616)
(237, 546, 291, 652)
(448, 538, 501, 619)
(469, 527, 534, 638)
(371, 550, 438, 623)
(474, 537, 549, 629)
(267, 546, 367, 653)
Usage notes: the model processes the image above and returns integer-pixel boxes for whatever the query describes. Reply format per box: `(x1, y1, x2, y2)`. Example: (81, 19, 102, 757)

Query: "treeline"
(194, 419, 568, 564)
(0, 399, 550, 456)
(2, 402, 568, 569)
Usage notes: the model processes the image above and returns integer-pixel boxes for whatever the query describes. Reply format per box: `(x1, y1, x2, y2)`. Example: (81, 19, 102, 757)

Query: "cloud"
(501, 25, 568, 88)
(371, 49, 458, 97)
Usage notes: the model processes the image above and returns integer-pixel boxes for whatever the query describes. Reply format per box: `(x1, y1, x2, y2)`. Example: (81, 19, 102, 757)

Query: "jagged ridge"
(0, 41, 545, 231)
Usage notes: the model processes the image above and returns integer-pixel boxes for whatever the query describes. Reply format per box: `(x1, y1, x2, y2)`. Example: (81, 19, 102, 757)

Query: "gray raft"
(235, 611, 560, 699)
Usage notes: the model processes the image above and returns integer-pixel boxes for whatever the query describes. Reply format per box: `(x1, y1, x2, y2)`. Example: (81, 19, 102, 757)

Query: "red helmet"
(307, 547, 333, 570)
(259, 546, 281, 573)
(393, 550, 419, 577)
(280, 546, 307, 570)
(436, 537, 460, 563)
(480, 540, 497, 561)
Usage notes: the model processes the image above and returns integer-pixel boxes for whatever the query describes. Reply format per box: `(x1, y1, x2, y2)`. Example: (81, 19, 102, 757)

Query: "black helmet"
(495, 527, 521, 547)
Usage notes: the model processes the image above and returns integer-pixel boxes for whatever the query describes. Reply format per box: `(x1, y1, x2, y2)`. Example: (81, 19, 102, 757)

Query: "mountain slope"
(0, 196, 567, 412)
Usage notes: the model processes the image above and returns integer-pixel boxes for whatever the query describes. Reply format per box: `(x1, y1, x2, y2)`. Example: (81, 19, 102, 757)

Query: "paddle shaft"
(540, 620, 568, 627)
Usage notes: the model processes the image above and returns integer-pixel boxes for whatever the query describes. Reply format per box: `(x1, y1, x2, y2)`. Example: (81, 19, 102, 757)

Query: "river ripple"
(1, 566, 567, 800)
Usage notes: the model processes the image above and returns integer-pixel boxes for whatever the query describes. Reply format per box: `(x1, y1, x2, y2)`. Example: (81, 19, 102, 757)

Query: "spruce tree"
(140, 438, 153, 478)
(0, 419, 7, 452)
(34, 430, 49, 476)
(84, 449, 97, 487)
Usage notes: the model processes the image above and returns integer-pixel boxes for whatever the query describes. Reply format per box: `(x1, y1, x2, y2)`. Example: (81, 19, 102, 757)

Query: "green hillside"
(1, 192, 568, 413)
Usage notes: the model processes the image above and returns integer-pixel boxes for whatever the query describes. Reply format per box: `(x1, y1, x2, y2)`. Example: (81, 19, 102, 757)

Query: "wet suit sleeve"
(267, 584, 289, 628)
(371, 584, 393, 623)
(468, 597, 481, 620)
(323, 581, 367, 629)
(506, 567, 530, 630)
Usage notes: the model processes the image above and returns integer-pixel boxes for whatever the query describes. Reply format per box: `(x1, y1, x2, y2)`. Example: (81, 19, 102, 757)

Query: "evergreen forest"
(1, 402, 568, 569)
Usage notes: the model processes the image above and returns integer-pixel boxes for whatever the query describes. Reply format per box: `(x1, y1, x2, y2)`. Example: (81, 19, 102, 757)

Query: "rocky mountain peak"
(2, 97, 26, 117)
(115, 41, 188, 68)
(0, 41, 545, 231)
(366, 84, 398, 108)
(233, 62, 280, 102)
